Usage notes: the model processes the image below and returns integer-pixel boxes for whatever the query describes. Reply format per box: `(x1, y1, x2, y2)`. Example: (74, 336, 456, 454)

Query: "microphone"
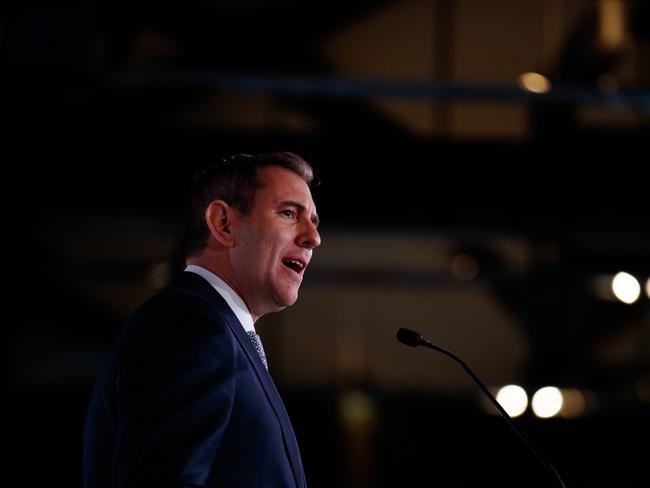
(397, 327, 566, 488)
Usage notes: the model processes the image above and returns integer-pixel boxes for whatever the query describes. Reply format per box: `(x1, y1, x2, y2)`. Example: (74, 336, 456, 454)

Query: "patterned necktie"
(247, 330, 268, 370)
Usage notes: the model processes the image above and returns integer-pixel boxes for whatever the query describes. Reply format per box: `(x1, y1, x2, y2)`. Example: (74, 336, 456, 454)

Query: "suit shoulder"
(117, 284, 235, 358)
(131, 282, 230, 326)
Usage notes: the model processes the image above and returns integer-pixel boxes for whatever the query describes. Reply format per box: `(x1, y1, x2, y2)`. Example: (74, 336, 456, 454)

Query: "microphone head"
(396, 328, 425, 347)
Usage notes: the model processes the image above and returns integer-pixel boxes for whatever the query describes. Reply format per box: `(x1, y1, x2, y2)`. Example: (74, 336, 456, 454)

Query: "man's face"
(230, 165, 321, 320)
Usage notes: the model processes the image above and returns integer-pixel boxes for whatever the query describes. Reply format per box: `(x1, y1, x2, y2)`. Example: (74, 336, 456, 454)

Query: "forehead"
(255, 165, 316, 208)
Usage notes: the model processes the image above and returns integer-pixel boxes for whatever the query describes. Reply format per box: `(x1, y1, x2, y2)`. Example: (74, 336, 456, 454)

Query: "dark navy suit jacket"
(83, 271, 307, 487)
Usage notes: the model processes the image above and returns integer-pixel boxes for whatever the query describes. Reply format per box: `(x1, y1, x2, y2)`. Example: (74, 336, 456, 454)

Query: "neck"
(186, 254, 260, 323)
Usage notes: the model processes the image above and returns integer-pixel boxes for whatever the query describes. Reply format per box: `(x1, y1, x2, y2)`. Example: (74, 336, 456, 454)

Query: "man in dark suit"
(83, 152, 321, 488)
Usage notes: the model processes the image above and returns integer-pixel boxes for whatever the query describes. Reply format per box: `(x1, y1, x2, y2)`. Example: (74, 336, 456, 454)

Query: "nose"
(297, 219, 321, 250)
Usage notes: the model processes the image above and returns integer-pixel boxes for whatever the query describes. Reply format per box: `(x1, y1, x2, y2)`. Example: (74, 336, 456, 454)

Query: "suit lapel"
(223, 313, 305, 486)
(174, 272, 306, 487)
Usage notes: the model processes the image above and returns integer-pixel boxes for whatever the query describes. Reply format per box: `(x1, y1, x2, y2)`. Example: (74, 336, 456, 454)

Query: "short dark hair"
(180, 151, 314, 258)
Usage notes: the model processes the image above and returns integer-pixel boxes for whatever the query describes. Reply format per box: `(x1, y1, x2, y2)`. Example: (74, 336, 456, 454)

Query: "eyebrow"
(280, 200, 320, 227)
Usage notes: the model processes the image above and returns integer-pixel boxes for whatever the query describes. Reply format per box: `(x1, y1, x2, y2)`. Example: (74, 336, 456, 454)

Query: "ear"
(205, 200, 238, 248)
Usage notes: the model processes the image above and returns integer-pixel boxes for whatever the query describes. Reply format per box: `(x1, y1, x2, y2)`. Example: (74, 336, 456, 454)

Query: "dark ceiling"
(4, 0, 650, 229)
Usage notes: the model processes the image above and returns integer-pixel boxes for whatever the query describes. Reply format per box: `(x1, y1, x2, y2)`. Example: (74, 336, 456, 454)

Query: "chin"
(283, 294, 299, 307)
(277, 289, 299, 308)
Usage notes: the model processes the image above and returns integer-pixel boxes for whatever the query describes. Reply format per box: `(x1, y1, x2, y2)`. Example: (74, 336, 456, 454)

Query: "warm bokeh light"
(611, 271, 641, 304)
(517, 72, 551, 94)
(559, 388, 586, 419)
(597, 74, 619, 93)
(149, 262, 171, 289)
(450, 253, 479, 281)
(496, 384, 528, 417)
(635, 373, 650, 402)
(598, 0, 627, 51)
(645, 277, 650, 300)
(338, 390, 377, 429)
(593, 274, 617, 301)
(532, 387, 563, 418)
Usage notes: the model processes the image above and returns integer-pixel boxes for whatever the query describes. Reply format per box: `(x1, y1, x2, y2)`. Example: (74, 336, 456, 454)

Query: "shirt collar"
(184, 264, 255, 333)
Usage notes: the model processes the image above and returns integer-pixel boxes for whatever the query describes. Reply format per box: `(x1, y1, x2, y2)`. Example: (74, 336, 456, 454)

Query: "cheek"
(249, 242, 279, 275)
(240, 227, 286, 274)
(258, 234, 284, 262)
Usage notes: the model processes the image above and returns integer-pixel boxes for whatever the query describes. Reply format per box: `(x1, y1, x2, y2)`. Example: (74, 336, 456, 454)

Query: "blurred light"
(517, 72, 551, 94)
(496, 384, 528, 417)
(338, 390, 377, 430)
(635, 373, 650, 402)
(532, 387, 563, 419)
(598, 0, 627, 51)
(611, 271, 641, 304)
(450, 254, 478, 281)
(149, 262, 171, 289)
(558, 388, 586, 419)
(593, 274, 617, 301)
(645, 277, 650, 299)
(597, 74, 619, 93)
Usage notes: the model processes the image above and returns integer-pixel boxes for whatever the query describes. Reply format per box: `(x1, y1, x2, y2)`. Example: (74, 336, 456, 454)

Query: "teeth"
(283, 259, 304, 271)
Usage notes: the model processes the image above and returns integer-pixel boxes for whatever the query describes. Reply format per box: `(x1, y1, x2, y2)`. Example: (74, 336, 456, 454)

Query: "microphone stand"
(397, 328, 566, 488)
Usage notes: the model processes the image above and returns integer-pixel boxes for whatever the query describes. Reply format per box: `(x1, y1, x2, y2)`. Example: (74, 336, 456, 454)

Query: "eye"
(281, 209, 296, 219)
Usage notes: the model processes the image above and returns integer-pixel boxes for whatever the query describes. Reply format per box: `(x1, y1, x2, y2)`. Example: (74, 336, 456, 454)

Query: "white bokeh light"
(611, 272, 641, 304)
(496, 385, 528, 417)
(532, 387, 563, 419)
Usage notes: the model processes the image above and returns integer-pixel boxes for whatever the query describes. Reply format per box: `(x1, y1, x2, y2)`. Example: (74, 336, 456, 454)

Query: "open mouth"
(282, 258, 306, 274)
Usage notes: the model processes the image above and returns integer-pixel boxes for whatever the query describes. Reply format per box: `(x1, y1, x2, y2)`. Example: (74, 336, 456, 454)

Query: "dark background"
(4, 1, 650, 487)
